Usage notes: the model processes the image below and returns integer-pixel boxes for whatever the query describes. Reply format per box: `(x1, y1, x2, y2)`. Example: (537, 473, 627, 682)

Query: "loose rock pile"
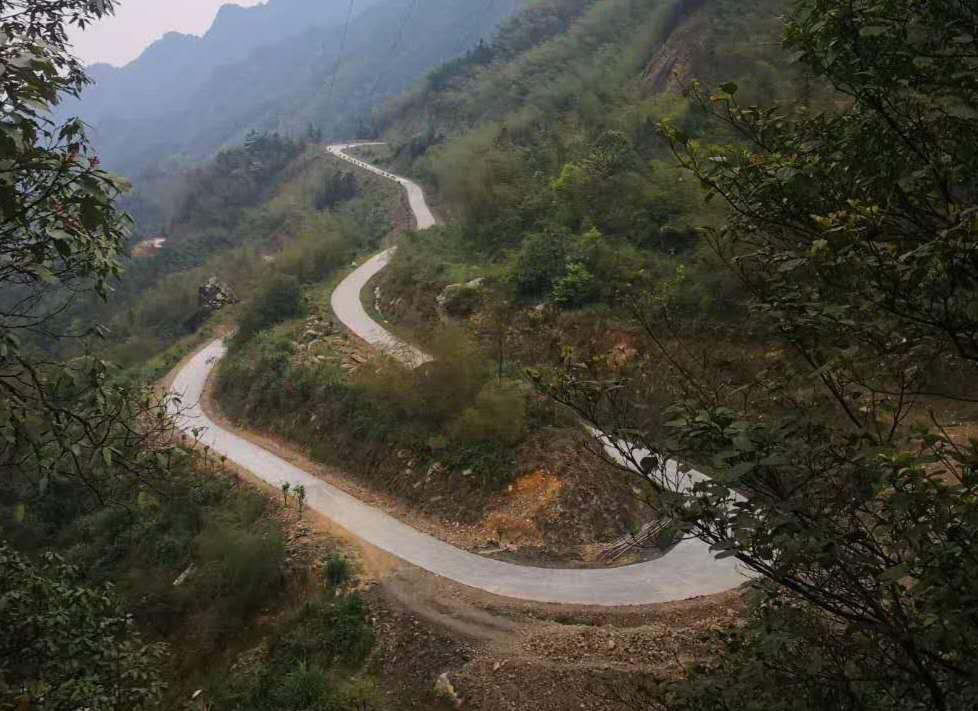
(294, 315, 372, 373)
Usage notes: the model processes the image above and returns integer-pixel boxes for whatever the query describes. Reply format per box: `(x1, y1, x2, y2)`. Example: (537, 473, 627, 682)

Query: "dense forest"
(4, 0, 978, 710)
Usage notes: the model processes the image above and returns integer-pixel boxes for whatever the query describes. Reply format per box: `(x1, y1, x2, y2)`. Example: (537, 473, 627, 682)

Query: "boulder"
(184, 277, 240, 332)
(199, 277, 239, 311)
(436, 278, 484, 317)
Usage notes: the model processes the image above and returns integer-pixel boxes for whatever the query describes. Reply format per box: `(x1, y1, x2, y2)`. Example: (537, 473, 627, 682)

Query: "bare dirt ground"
(169, 340, 744, 711)
(266, 472, 743, 711)
(366, 557, 742, 711)
(131, 236, 166, 258)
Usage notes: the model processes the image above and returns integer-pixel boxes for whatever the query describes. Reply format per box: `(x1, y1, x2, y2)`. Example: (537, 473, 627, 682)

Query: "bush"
(0, 543, 167, 711)
(324, 555, 351, 588)
(273, 213, 355, 284)
(207, 592, 376, 710)
(315, 170, 359, 210)
(449, 380, 528, 446)
(277, 661, 336, 709)
(441, 283, 483, 316)
(512, 231, 567, 296)
(274, 594, 374, 668)
(552, 261, 597, 307)
(194, 520, 286, 619)
(233, 273, 303, 346)
(357, 327, 491, 426)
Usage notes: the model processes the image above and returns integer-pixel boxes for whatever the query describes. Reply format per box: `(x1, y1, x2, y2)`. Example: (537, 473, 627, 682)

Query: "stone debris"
(434, 672, 462, 707)
(173, 564, 196, 587)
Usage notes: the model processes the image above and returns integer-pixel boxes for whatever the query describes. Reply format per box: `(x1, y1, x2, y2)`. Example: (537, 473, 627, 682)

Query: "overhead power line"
(364, 0, 421, 104)
(324, 0, 357, 109)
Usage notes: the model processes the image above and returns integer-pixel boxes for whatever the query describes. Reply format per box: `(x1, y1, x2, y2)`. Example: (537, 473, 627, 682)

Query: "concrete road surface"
(167, 142, 748, 606)
(170, 341, 746, 605)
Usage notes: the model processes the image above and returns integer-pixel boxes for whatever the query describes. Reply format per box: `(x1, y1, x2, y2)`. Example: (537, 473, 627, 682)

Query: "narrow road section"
(168, 143, 747, 606)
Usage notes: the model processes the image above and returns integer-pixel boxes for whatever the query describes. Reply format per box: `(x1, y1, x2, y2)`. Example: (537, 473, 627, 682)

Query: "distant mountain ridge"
(66, 0, 384, 125)
(62, 0, 524, 178)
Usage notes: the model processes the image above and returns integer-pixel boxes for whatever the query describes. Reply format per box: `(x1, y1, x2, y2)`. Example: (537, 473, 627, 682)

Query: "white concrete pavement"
(170, 343, 744, 605)
(167, 142, 747, 606)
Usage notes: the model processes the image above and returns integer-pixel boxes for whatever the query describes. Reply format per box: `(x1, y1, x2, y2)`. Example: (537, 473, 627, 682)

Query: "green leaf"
(879, 563, 910, 582)
(733, 434, 755, 452)
(33, 264, 58, 284)
(859, 26, 888, 37)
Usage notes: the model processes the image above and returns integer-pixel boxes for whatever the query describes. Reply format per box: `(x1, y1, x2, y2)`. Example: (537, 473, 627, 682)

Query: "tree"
(513, 231, 567, 296)
(481, 285, 516, 380)
(0, 0, 183, 514)
(0, 542, 166, 710)
(315, 169, 358, 211)
(540, 1, 978, 708)
(0, 4, 191, 708)
(281, 481, 291, 507)
(295, 484, 306, 514)
(232, 273, 304, 347)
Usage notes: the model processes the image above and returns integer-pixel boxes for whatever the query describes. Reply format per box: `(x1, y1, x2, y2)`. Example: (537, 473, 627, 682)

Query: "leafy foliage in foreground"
(542, 0, 978, 708)
(0, 0, 177, 702)
(0, 543, 166, 711)
(207, 593, 380, 711)
(0, 0, 182, 514)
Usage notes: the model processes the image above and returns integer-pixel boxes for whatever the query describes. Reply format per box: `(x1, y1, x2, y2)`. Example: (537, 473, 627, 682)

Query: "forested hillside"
(63, 0, 385, 128)
(210, 0, 800, 562)
(366, 0, 795, 328)
(9, 0, 978, 709)
(64, 0, 525, 178)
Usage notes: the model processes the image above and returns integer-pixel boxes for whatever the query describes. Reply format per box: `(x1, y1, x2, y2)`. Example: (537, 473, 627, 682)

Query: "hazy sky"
(68, 0, 263, 67)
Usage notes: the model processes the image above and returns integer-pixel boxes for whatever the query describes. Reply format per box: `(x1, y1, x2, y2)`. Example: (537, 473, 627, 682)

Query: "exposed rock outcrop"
(642, 1, 709, 93)
(199, 277, 239, 311)
(184, 277, 239, 332)
(436, 278, 484, 318)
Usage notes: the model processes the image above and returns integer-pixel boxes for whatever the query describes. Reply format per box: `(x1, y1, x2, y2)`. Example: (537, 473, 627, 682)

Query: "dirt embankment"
(310, 502, 744, 711)
(234, 467, 744, 711)
(168, 340, 746, 711)
(202, 351, 657, 569)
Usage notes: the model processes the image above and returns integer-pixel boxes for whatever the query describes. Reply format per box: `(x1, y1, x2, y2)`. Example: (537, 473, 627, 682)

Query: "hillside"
(347, 0, 795, 344)
(63, 0, 798, 595)
(204, 0, 796, 566)
(10, 0, 978, 709)
(62, 0, 525, 177)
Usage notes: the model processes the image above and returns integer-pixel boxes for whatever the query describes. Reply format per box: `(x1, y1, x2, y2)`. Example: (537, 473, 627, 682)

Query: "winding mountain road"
(168, 143, 746, 606)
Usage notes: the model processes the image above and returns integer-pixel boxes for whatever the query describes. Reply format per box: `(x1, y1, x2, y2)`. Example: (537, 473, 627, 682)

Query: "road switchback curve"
(168, 143, 746, 606)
